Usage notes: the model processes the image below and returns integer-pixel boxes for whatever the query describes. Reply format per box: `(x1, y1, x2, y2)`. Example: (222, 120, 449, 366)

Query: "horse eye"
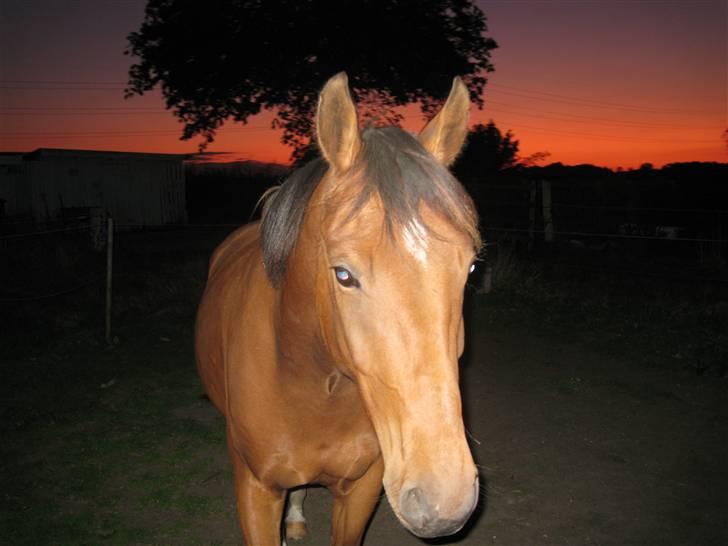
(333, 266, 359, 288)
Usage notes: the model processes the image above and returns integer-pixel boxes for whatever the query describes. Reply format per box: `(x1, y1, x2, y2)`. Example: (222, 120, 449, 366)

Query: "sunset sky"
(0, 0, 725, 169)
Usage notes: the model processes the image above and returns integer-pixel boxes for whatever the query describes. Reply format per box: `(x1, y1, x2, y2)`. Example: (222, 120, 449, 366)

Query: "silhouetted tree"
(453, 121, 519, 179)
(518, 150, 551, 168)
(125, 0, 497, 159)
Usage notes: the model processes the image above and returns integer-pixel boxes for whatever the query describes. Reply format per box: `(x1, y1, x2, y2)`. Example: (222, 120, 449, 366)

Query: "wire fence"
(1, 193, 726, 307)
(0, 224, 98, 240)
(0, 219, 238, 308)
(0, 222, 103, 302)
(0, 271, 104, 302)
(484, 226, 725, 244)
(478, 198, 728, 216)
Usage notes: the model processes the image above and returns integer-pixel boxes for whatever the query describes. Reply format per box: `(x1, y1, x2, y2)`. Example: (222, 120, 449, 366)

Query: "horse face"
(310, 72, 479, 538)
(318, 200, 479, 537)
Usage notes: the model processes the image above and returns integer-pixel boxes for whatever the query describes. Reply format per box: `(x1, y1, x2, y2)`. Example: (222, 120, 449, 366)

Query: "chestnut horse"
(195, 73, 481, 546)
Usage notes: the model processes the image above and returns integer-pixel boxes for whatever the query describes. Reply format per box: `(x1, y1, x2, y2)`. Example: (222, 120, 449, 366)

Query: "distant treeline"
(456, 162, 728, 249)
(185, 161, 290, 224)
(186, 161, 728, 244)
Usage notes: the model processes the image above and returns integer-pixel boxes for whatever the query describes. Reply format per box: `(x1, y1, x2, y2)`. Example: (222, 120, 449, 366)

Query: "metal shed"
(0, 153, 29, 220)
(0, 148, 187, 226)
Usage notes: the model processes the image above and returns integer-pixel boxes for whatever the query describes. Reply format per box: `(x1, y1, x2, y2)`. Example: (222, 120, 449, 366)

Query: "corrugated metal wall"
(20, 151, 186, 226)
(0, 156, 32, 218)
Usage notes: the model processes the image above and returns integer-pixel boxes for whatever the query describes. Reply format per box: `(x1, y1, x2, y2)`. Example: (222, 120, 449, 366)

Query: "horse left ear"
(418, 77, 471, 166)
(316, 72, 361, 173)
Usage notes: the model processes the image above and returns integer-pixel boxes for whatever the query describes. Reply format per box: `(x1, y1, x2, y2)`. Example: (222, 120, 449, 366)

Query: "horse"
(195, 72, 481, 546)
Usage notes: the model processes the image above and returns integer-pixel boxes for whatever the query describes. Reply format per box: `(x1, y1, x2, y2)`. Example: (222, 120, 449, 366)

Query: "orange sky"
(0, 0, 725, 169)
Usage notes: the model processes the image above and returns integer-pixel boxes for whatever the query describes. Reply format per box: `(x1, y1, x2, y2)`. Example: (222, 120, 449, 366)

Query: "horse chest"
(312, 422, 381, 482)
(284, 405, 379, 485)
(233, 386, 380, 487)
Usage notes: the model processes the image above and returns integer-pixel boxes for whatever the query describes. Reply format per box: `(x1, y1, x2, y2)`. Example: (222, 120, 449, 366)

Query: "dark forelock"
(260, 126, 480, 286)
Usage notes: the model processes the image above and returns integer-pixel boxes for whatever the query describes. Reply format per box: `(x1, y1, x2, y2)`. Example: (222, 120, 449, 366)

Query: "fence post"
(528, 180, 537, 250)
(541, 179, 554, 243)
(481, 263, 493, 294)
(89, 207, 105, 252)
(105, 216, 114, 346)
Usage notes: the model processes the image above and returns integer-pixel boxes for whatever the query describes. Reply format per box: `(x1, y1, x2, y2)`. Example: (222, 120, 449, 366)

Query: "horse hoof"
(286, 521, 307, 541)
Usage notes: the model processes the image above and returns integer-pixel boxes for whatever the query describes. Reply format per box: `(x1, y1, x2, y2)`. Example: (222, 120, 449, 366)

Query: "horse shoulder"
(208, 222, 262, 279)
(196, 221, 272, 416)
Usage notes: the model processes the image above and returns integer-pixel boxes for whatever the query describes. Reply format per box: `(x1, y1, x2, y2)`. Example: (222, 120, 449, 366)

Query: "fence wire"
(1, 212, 726, 305)
(484, 226, 725, 244)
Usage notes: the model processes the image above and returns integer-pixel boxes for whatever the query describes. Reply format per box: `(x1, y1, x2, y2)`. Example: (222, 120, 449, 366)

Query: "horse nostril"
(400, 487, 436, 529)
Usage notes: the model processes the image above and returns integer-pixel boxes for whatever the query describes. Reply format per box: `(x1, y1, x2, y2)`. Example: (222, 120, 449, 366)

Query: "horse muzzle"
(397, 475, 479, 538)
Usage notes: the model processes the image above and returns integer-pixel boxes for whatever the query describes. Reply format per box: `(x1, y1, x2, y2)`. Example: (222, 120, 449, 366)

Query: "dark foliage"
(469, 162, 728, 266)
(185, 167, 284, 225)
(453, 121, 520, 181)
(125, 0, 497, 159)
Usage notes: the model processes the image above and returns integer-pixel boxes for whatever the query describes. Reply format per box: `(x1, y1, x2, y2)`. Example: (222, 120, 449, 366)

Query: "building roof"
(0, 152, 24, 165)
(22, 148, 189, 161)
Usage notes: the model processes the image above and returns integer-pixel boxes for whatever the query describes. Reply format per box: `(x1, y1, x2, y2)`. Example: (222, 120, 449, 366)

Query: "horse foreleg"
(227, 443, 286, 546)
(330, 458, 384, 546)
(285, 488, 308, 540)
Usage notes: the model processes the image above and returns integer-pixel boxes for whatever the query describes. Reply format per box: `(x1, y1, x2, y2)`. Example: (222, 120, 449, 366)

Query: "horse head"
(264, 73, 480, 538)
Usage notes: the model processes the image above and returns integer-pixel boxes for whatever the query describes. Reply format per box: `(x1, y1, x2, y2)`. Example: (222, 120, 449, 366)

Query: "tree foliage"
(125, 0, 497, 158)
(453, 121, 520, 179)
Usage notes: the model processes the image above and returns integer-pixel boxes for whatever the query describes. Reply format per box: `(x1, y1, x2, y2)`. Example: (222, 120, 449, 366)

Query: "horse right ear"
(316, 73, 361, 173)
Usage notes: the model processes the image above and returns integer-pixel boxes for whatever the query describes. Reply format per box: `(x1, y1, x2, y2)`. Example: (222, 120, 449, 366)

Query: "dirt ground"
(180, 303, 727, 546)
(3, 295, 726, 545)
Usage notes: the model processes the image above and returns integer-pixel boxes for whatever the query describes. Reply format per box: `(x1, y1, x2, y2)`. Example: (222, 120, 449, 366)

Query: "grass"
(1, 309, 232, 545)
(476, 241, 728, 377)
(1, 228, 233, 544)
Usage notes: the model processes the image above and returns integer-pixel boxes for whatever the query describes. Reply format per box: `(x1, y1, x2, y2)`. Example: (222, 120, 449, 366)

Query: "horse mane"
(260, 126, 480, 286)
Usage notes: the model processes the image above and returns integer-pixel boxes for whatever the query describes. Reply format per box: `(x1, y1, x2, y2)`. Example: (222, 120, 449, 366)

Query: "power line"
(0, 126, 274, 138)
(497, 123, 718, 144)
(0, 106, 163, 111)
(1, 129, 192, 137)
(0, 123, 715, 144)
(486, 82, 714, 115)
(0, 126, 716, 145)
(0, 101, 723, 130)
(0, 112, 171, 117)
(485, 106, 715, 133)
(3, 104, 721, 138)
(486, 87, 716, 116)
(0, 86, 126, 91)
(485, 100, 722, 131)
(0, 127, 710, 144)
(3, 102, 719, 132)
(0, 78, 719, 117)
(0, 80, 126, 85)
(0, 80, 719, 144)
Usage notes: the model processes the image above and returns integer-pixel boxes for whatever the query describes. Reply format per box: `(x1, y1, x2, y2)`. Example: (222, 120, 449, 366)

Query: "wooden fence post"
(542, 179, 554, 243)
(528, 180, 537, 250)
(105, 216, 114, 346)
(481, 262, 493, 294)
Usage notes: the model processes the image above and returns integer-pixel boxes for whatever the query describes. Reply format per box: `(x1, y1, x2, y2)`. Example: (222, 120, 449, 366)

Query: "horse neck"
(274, 223, 335, 378)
